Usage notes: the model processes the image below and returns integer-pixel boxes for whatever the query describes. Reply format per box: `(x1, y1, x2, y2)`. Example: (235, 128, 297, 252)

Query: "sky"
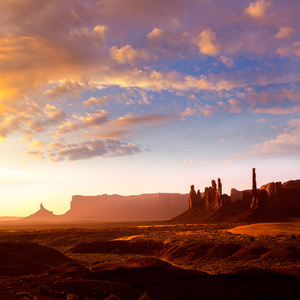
(0, 0, 299, 217)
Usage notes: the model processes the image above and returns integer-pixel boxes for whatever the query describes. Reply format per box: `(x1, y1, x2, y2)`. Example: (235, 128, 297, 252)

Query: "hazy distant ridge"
(13, 193, 189, 223)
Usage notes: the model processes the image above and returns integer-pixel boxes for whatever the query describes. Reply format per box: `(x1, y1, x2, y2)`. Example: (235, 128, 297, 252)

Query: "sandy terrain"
(227, 222, 300, 236)
(0, 222, 298, 299)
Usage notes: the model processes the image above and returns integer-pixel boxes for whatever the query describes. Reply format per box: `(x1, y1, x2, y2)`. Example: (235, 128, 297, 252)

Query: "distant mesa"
(3, 169, 300, 224)
(173, 168, 300, 223)
(10, 193, 189, 224)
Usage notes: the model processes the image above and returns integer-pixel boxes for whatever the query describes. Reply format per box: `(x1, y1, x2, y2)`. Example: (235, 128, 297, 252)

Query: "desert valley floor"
(0, 221, 299, 299)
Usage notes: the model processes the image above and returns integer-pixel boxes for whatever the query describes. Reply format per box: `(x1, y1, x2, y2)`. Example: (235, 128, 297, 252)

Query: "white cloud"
(247, 118, 300, 158)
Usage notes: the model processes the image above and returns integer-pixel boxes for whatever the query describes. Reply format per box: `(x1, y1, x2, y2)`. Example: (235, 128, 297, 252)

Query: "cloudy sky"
(0, 0, 299, 216)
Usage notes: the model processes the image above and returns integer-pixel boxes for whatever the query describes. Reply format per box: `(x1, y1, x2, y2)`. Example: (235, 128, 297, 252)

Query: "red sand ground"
(227, 222, 300, 236)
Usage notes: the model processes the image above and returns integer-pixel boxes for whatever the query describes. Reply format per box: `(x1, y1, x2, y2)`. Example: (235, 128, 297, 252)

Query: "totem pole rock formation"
(189, 185, 198, 209)
(250, 168, 258, 208)
(180, 169, 300, 222)
(190, 178, 230, 211)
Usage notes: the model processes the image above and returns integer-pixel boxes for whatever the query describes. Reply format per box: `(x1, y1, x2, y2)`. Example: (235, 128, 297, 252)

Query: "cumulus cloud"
(274, 26, 295, 39)
(220, 56, 234, 68)
(244, 0, 270, 19)
(228, 98, 242, 113)
(194, 28, 220, 56)
(147, 27, 191, 54)
(217, 99, 242, 114)
(181, 107, 197, 117)
(243, 87, 271, 106)
(83, 96, 109, 108)
(88, 68, 238, 92)
(83, 92, 137, 108)
(48, 139, 143, 161)
(292, 41, 300, 57)
(246, 118, 300, 158)
(56, 110, 109, 135)
(198, 105, 217, 117)
(110, 45, 151, 65)
(69, 25, 108, 47)
(0, 115, 25, 138)
(0, 0, 299, 165)
(0, 103, 66, 139)
(44, 81, 91, 100)
(147, 28, 164, 45)
(25, 150, 45, 160)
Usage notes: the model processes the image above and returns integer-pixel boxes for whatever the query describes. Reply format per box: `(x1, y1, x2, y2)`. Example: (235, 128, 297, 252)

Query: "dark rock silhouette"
(5, 169, 300, 225)
(173, 170, 300, 223)
(230, 188, 243, 202)
(0, 242, 73, 276)
(250, 168, 258, 208)
(189, 185, 198, 209)
(21, 203, 59, 222)
(70, 239, 300, 300)
(190, 178, 230, 211)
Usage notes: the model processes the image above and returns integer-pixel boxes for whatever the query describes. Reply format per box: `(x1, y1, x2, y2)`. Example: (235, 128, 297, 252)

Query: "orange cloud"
(274, 26, 295, 39)
(245, 0, 270, 19)
(109, 45, 151, 65)
(249, 106, 300, 115)
(194, 28, 220, 56)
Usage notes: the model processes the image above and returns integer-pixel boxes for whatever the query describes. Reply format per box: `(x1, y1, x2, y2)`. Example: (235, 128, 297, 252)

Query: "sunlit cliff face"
(0, 0, 299, 216)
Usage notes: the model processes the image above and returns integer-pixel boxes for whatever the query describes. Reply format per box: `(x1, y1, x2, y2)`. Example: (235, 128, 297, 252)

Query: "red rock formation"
(189, 185, 198, 209)
(250, 168, 258, 208)
(200, 178, 230, 210)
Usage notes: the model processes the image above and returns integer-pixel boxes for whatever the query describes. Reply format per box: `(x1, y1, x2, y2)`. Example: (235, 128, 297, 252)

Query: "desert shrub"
(105, 294, 120, 300)
(290, 234, 296, 240)
(67, 294, 79, 300)
(139, 293, 151, 300)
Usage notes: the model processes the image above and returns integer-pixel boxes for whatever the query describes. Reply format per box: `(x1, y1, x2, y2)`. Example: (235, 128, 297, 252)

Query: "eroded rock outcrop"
(180, 169, 300, 222)
(189, 178, 231, 211)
